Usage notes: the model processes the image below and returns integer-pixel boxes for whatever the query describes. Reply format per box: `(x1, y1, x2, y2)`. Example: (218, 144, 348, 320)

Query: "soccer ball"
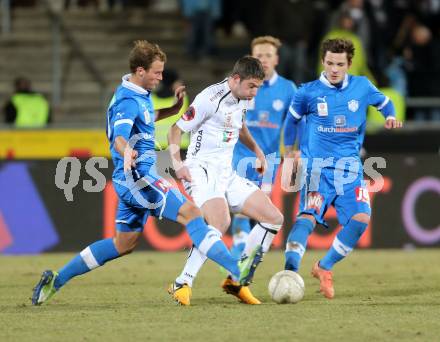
(268, 270, 305, 304)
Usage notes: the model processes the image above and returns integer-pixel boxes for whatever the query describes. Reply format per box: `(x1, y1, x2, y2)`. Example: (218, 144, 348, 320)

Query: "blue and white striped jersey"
(285, 73, 395, 170)
(106, 74, 156, 182)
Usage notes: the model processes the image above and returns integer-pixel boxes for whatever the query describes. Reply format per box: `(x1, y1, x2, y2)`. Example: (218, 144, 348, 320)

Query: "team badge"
(144, 110, 151, 124)
(348, 99, 359, 112)
(272, 99, 284, 111)
(182, 106, 195, 121)
(317, 102, 328, 116)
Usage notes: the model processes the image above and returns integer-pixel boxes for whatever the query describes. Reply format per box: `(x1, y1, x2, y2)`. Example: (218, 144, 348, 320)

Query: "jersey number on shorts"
(355, 187, 370, 204)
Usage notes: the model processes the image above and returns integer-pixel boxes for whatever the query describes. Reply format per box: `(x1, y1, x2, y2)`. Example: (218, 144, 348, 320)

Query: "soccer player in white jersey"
(230, 36, 298, 259)
(167, 56, 284, 305)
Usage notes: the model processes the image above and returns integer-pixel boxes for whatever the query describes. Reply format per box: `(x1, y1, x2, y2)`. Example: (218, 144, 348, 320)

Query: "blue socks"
(55, 238, 120, 289)
(186, 217, 240, 279)
(230, 216, 252, 259)
(320, 219, 368, 270)
(284, 218, 315, 271)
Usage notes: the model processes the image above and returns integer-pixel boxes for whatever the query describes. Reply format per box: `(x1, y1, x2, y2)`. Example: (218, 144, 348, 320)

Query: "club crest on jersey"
(306, 192, 323, 214)
(272, 99, 284, 111)
(317, 102, 328, 116)
(144, 109, 151, 124)
(182, 106, 195, 121)
(348, 99, 359, 112)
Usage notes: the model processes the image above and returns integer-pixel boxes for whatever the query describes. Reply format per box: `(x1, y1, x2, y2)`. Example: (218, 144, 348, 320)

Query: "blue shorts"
(298, 168, 371, 227)
(113, 170, 187, 233)
(232, 151, 279, 188)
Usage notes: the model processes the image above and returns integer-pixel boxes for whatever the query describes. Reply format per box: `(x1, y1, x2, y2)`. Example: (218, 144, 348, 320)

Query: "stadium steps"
(0, 3, 249, 125)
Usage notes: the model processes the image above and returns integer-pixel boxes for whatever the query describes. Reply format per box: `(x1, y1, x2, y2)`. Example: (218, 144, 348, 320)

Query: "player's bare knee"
(179, 201, 202, 222)
(273, 209, 284, 226)
(299, 214, 316, 225)
(351, 213, 370, 224)
(207, 215, 230, 233)
(265, 208, 283, 226)
(114, 234, 139, 255)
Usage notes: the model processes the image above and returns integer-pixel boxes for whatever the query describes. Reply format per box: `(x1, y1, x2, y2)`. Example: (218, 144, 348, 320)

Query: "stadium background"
(0, 0, 439, 255)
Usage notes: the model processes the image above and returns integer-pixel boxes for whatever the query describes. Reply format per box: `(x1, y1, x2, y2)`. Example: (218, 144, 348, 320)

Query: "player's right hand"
(176, 165, 192, 182)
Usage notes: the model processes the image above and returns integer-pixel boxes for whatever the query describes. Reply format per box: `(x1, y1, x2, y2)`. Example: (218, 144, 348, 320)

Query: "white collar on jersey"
(121, 74, 150, 95)
(319, 72, 349, 89)
(267, 71, 278, 86)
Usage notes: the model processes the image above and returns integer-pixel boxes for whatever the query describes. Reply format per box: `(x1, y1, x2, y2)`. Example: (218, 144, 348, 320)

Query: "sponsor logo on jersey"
(355, 187, 370, 204)
(210, 89, 225, 102)
(348, 99, 359, 112)
(317, 125, 358, 133)
(317, 102, 328, 116)
(192, 129, 203, 156)
(182, 106, 195, 121)
(306, 192, 323, 214)
(335, 115, 346, 127)
(224, 112, 233, 128)
(272, 99, 284, 111)
(259, 111, 269, 122)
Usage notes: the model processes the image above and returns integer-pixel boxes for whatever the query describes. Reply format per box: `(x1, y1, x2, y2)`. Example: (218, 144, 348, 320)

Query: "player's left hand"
(255, 150, 267, 175)
(384, 117, 403, 129)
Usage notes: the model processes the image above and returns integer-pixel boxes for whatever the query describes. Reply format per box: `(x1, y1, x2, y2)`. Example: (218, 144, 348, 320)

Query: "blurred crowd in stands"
(6, 0, 440, 122)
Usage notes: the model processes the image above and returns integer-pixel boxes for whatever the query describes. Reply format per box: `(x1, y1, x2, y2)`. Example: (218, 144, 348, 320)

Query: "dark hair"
(14, 77, 31, 92)
(129, 40, 167, 73)
(321, 38, 355, 63)
(231, 56, 265, 81)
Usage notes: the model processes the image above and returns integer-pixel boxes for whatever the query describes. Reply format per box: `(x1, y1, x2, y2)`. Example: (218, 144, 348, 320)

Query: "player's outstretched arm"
(168, 124, 191, 181)
(155, 85, 186, 121)
(239, 123, 267, 175)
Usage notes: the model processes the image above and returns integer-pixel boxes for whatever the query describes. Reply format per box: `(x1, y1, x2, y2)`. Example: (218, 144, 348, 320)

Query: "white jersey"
(176, 79, 252, 166)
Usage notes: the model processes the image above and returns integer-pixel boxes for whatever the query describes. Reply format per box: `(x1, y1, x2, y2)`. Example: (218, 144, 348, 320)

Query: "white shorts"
(183, 160, 259, 213)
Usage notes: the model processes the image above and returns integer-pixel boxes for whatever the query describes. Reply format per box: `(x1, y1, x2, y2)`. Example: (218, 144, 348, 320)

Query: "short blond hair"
(129, 40, 167, 73)
(251, 36, 282, 51)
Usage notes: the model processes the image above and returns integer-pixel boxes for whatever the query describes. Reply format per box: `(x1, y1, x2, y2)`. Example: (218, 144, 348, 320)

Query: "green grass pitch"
(1, 249, 439, 342)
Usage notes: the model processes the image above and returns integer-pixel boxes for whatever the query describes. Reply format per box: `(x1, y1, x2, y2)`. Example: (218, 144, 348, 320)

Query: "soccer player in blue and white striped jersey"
(283, 38, 402, 299)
